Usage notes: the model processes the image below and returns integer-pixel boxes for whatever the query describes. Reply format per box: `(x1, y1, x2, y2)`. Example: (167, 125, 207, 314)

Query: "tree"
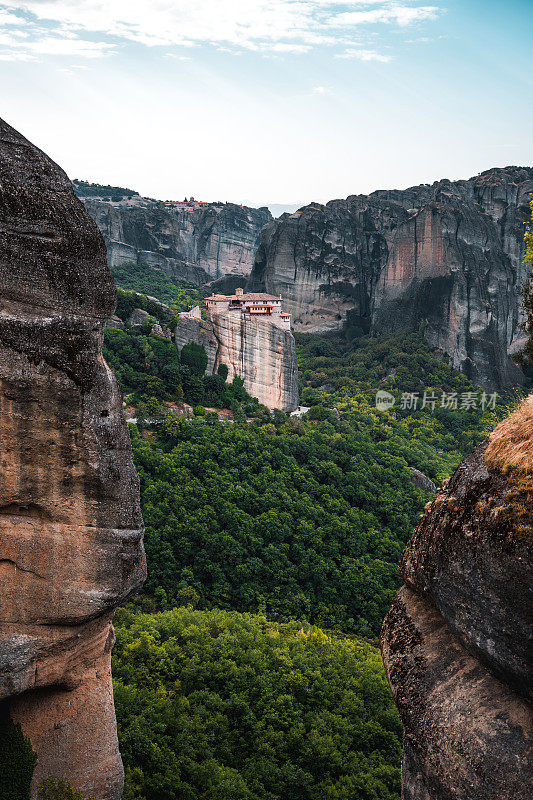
(230, 375, 247, 401)
(113, 607, 402, 800)
(217, 363, 229, 381)
(0, 710, 37, 800)
(180, 343, 208, 376)
(181, 373, 204, 405)
(146, 396, 163, 417)
(232, 403, 247, 423)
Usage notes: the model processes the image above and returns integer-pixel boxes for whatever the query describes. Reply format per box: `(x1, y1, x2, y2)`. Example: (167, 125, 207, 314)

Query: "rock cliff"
(248, 168, 533, 389)
(0, 118, 146, 798)
(380, 397, 533, 799)
(82, 194, 272, 285)
(175, 308, 299, 412)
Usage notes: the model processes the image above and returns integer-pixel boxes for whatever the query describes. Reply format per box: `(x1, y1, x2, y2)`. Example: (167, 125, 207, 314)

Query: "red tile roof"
(207, 292, 281, 303)
(241, 293, 281, 302)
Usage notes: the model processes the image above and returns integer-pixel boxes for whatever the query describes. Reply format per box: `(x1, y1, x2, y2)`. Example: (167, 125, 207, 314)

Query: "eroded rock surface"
(0, 117, 146, 798)
(175, 308, 299, 412)
(249, 168, 533, 389)
(83, 195, 272, 285)
(381, 399, 533, 799)
(382, 588, 532, 800)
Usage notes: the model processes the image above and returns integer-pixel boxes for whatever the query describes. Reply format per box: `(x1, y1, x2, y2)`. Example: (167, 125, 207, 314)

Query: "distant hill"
(73, 179, 139, 201)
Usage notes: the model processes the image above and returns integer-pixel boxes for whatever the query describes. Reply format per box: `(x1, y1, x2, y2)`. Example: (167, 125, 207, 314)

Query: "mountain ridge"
(248, 166, 533, 390)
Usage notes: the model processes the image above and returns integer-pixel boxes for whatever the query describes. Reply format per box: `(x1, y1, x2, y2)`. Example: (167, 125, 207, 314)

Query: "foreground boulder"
(0, 118, 146, 798)
(381, 398, 533, 798)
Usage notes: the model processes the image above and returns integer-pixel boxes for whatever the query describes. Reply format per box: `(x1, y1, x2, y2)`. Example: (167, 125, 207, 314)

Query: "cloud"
(0, 26, 113, 57)
(0, 1, 444, 57)
(0, 8, 21, 24)
(30, 37, 113, 56)
(336, 48, 392, 62)
(331, 6, 441, 28)
(165, 53, 192, 61)
(267, 42, 313, 53)
(0, 48, 35, 59)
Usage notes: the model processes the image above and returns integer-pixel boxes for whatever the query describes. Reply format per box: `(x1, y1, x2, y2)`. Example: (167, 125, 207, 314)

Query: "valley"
(1, 119, 530, 800)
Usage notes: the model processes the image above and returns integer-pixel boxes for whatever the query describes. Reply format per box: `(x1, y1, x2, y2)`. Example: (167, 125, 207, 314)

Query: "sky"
(1, 0, 532, 210)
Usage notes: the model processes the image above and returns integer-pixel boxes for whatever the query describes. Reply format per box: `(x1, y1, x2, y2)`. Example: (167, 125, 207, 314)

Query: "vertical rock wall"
(211, 311, 299, 412)
(249, 168, 533, 390)
(83, 197, 272, 285)
(0, 118, 146, 799)
(175, 310, 299, 412)
(380, 398, 533, 799)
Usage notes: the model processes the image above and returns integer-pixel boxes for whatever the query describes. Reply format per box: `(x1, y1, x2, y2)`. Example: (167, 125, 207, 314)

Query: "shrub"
(217, 363, 229, 381)
(38, 777, 90, 800)
(0, 707, 37, 800)
(180, 343, 208, 376)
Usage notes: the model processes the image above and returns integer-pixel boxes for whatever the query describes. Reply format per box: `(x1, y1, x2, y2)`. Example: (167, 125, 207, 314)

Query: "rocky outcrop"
(175, 311, 219, 376)
(83, 196, 272, 285)
(408, 468, 437, 494)
(175, 310, 299, 412)
(382, 587, 532, 800)
(0, 118, 146, 798)
(249, 168, 533, 389)
(380, 398, 533, 799)
(129, 307, 152, 326)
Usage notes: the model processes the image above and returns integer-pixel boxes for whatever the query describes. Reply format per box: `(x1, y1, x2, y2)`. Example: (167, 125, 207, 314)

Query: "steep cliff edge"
(82, 193, 272, 285)
(0, 118, 146, 798)
(175, 307, 299, 412)
(249, 168, 533, 389)
(380, 398, 533, 799)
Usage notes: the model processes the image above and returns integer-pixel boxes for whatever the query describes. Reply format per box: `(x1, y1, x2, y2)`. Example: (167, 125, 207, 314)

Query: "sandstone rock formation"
(82, 194, 272, 285)
(249, 168, 533, 389)
(0, 118, 146, 798)
(175, 304, 299, 412)
(381, 398, 533, 799)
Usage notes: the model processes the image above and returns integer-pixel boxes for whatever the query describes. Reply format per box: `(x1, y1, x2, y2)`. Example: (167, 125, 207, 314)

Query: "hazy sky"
(1, 0, 531, 208)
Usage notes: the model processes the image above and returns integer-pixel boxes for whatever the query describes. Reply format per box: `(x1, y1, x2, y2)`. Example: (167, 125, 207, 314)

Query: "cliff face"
(83, 196, 272, 285)
(0, 118, 146, 798)
(249, 168, 533, 389)
(175, 311, 299, 412)
(380, 398, 533, 799)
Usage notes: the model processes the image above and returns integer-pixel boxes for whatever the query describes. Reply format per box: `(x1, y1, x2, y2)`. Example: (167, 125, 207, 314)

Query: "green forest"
(110, 262, 203, 311)
(4, 259, 521, 800)
(5, 258, 519, 800)
(90, 261, 513, 800)
(113, 607, 401, 800)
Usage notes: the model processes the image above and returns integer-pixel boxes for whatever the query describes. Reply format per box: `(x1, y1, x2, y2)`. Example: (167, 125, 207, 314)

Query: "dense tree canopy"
(113, 607, 401, 800)
(130, 330, 500, 635)
(111, 262, 202, 312)
(104, 271, 509, 800)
